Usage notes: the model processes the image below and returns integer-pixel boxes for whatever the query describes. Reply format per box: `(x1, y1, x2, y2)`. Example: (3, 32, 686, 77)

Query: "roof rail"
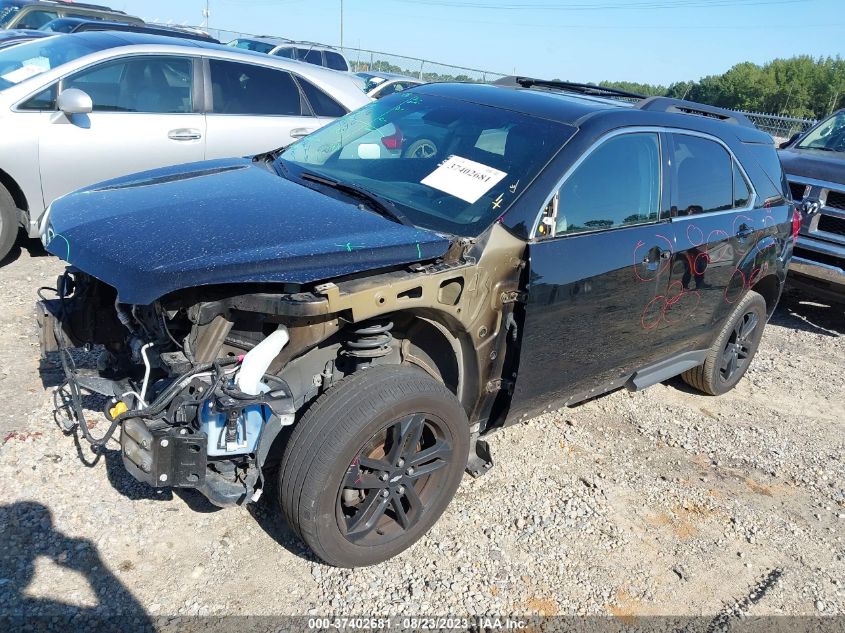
(493, 76, 645, 100)
(637, 97, 755, 128)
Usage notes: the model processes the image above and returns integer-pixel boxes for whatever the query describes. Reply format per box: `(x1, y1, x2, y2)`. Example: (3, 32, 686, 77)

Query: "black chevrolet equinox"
(39, 77, 797, 566)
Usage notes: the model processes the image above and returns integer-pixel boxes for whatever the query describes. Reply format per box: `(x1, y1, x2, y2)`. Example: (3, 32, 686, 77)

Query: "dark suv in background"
(779, 109, 845, 303)
(39, 78, 795, 567)
(0, 0, 141, 29)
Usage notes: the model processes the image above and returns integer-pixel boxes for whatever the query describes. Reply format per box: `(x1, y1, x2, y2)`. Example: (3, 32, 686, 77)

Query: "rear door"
(203, 58, 325, 158)
(38, 55, 204, 207)
(510, 130, 675, 415)
(660, 132, 757, 355)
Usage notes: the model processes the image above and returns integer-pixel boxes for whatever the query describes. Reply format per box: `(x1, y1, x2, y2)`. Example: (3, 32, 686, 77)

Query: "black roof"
(415, 81, 771, 143)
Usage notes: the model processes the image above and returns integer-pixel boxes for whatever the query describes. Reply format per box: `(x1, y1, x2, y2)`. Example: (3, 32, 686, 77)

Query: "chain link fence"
(732, 111, 817, 143)
(190, 25, 816, 141)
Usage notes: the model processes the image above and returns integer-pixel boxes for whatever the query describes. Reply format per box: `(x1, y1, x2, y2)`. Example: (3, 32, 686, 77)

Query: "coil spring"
(342, 319, 394, 359)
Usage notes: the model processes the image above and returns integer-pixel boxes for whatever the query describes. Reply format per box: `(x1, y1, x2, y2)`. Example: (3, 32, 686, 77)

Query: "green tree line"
(600, 55, 845, 120)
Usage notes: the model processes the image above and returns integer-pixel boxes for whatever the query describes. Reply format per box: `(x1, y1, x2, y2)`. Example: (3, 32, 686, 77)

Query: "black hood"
(44, 158, 451, 304)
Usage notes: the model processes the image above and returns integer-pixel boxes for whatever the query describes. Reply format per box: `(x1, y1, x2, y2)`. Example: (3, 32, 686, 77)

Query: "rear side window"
(671, 134, 732, 215)
(733, 162, 751, 207)
(64, 56, 193, 113)
(302, 49, 323, 66)
(556, 132, 661, 235)
(325, 51, 348, 71)
(210, 59, 303, 116)
(297, 77, 346, 117)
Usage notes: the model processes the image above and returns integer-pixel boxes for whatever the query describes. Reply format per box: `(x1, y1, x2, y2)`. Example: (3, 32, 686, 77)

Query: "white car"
(0, 31, 370, 260)
(356, 71, 424, 100)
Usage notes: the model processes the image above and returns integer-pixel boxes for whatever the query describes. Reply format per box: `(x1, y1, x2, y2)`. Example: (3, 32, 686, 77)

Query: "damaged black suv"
(38, 78, 795, 567)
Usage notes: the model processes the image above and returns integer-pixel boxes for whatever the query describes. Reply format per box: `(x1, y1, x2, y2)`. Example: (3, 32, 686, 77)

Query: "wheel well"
(396, 315, 461, 397)
(0, 169, 28, 212)
(751, 274, 781, 317)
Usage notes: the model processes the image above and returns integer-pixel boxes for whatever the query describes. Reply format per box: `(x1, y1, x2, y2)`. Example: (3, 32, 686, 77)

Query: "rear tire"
(279, 365, 469, 567)
(682, 290, 767, 395)
(0, 186, 19, 263)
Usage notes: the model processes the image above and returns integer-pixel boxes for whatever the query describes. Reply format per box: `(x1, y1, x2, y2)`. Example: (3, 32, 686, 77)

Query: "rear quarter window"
(745, 144, 788, 205)
(297, 77, 347, 117)
(325, 51, 348, 71)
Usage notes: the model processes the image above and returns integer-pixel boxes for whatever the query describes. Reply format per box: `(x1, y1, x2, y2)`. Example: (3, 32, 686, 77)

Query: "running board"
(625, 350, 708, 391)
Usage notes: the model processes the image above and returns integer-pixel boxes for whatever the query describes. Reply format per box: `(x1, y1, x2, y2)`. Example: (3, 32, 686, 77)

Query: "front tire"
(682, 289, 767, 395)
(279, 365, 469, 567)
(0, 186, 20, 263)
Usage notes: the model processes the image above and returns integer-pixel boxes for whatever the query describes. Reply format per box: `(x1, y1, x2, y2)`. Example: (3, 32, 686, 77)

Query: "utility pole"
(340, 0, 344, 48)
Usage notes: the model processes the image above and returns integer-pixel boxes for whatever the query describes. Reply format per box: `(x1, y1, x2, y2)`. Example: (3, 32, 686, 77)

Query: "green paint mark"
(335, 242, 365, 252)
(51, 233, 71, 262)
(415, 242, 422, 258)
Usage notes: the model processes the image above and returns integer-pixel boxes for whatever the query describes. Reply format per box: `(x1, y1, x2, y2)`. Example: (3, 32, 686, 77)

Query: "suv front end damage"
(38, 220, 525, 507)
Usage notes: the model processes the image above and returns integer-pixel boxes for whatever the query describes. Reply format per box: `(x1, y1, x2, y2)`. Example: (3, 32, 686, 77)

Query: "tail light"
(380, 126, 403, 151)
(791, 207, 802, 244)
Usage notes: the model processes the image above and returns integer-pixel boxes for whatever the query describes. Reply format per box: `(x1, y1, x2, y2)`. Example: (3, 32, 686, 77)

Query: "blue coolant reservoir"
(199, 401, 268, 457)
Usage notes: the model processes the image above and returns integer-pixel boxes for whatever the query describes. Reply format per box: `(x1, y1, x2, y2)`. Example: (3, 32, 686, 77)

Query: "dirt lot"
(0, 237, 843, 627)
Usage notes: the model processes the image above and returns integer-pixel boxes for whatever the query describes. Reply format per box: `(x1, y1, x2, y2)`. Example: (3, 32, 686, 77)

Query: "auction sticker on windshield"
(421, 155, 507, 203)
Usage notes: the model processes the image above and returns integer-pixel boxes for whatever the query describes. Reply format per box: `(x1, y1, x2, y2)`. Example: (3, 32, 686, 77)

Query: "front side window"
(555, 132, 661, 235)
(672, 134, 732, 215)
(210, 59, 303, 116)
(18, 83, 56, 110)
(279, 92, 575, 236)
(64, 56, 193, 113)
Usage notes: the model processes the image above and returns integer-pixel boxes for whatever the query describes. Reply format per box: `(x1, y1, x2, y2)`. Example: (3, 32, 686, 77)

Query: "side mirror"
(57, 88, 93, 115)
(779, 132, 800, 149)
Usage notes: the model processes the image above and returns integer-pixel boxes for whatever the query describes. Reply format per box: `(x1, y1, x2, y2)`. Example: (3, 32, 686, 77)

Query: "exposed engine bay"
(36, 224, 526, 507)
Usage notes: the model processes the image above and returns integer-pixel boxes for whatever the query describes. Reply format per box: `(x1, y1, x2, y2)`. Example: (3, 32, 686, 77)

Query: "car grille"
(818, 214, 845, 237)
(789, 181, 806, 201)
(794, 246, 844, 269)
(826, 190, 845, 211)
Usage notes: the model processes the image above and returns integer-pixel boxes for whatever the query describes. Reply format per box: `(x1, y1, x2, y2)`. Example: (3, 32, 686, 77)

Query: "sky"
(112, 0, 842, 85)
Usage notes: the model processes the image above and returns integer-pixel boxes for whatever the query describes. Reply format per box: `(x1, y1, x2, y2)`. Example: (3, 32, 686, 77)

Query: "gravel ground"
(0, 238, 843, 627)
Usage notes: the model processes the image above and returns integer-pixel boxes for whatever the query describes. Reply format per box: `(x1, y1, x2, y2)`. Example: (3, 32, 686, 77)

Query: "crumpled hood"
(779, 148, 845, 184)
(44, 158, 450, 304)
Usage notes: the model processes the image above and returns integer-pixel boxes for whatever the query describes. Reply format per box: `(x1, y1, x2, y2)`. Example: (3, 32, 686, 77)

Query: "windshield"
(797, 111, 845, 153)
(0, 35, 116, 90)
(0, 2, 21, 28)
(279, 92, 572, 236)
(228, 39, 276, 54)
(356, 73, 387, 93)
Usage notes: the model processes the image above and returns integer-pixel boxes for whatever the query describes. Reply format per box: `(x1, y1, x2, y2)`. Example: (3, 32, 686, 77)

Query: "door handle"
(735, 224, 753, 240)
(168, 128, 202, 141)
(290, 127, 315, 139)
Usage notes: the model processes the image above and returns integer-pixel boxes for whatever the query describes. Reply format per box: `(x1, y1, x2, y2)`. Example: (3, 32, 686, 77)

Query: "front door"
(510, 131, 674, 418)
(39, 55, 204, 208)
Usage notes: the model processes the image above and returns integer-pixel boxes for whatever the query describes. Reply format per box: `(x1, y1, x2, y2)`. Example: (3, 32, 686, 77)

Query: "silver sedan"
(0, 31, 371, 260)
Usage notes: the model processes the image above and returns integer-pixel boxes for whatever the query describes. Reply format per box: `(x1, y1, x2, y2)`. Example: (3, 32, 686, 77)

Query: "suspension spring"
(341, 319, 394, 360)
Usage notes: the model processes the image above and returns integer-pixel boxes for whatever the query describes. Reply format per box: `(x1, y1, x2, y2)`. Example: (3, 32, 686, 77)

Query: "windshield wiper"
(299, 171, 414, 227)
